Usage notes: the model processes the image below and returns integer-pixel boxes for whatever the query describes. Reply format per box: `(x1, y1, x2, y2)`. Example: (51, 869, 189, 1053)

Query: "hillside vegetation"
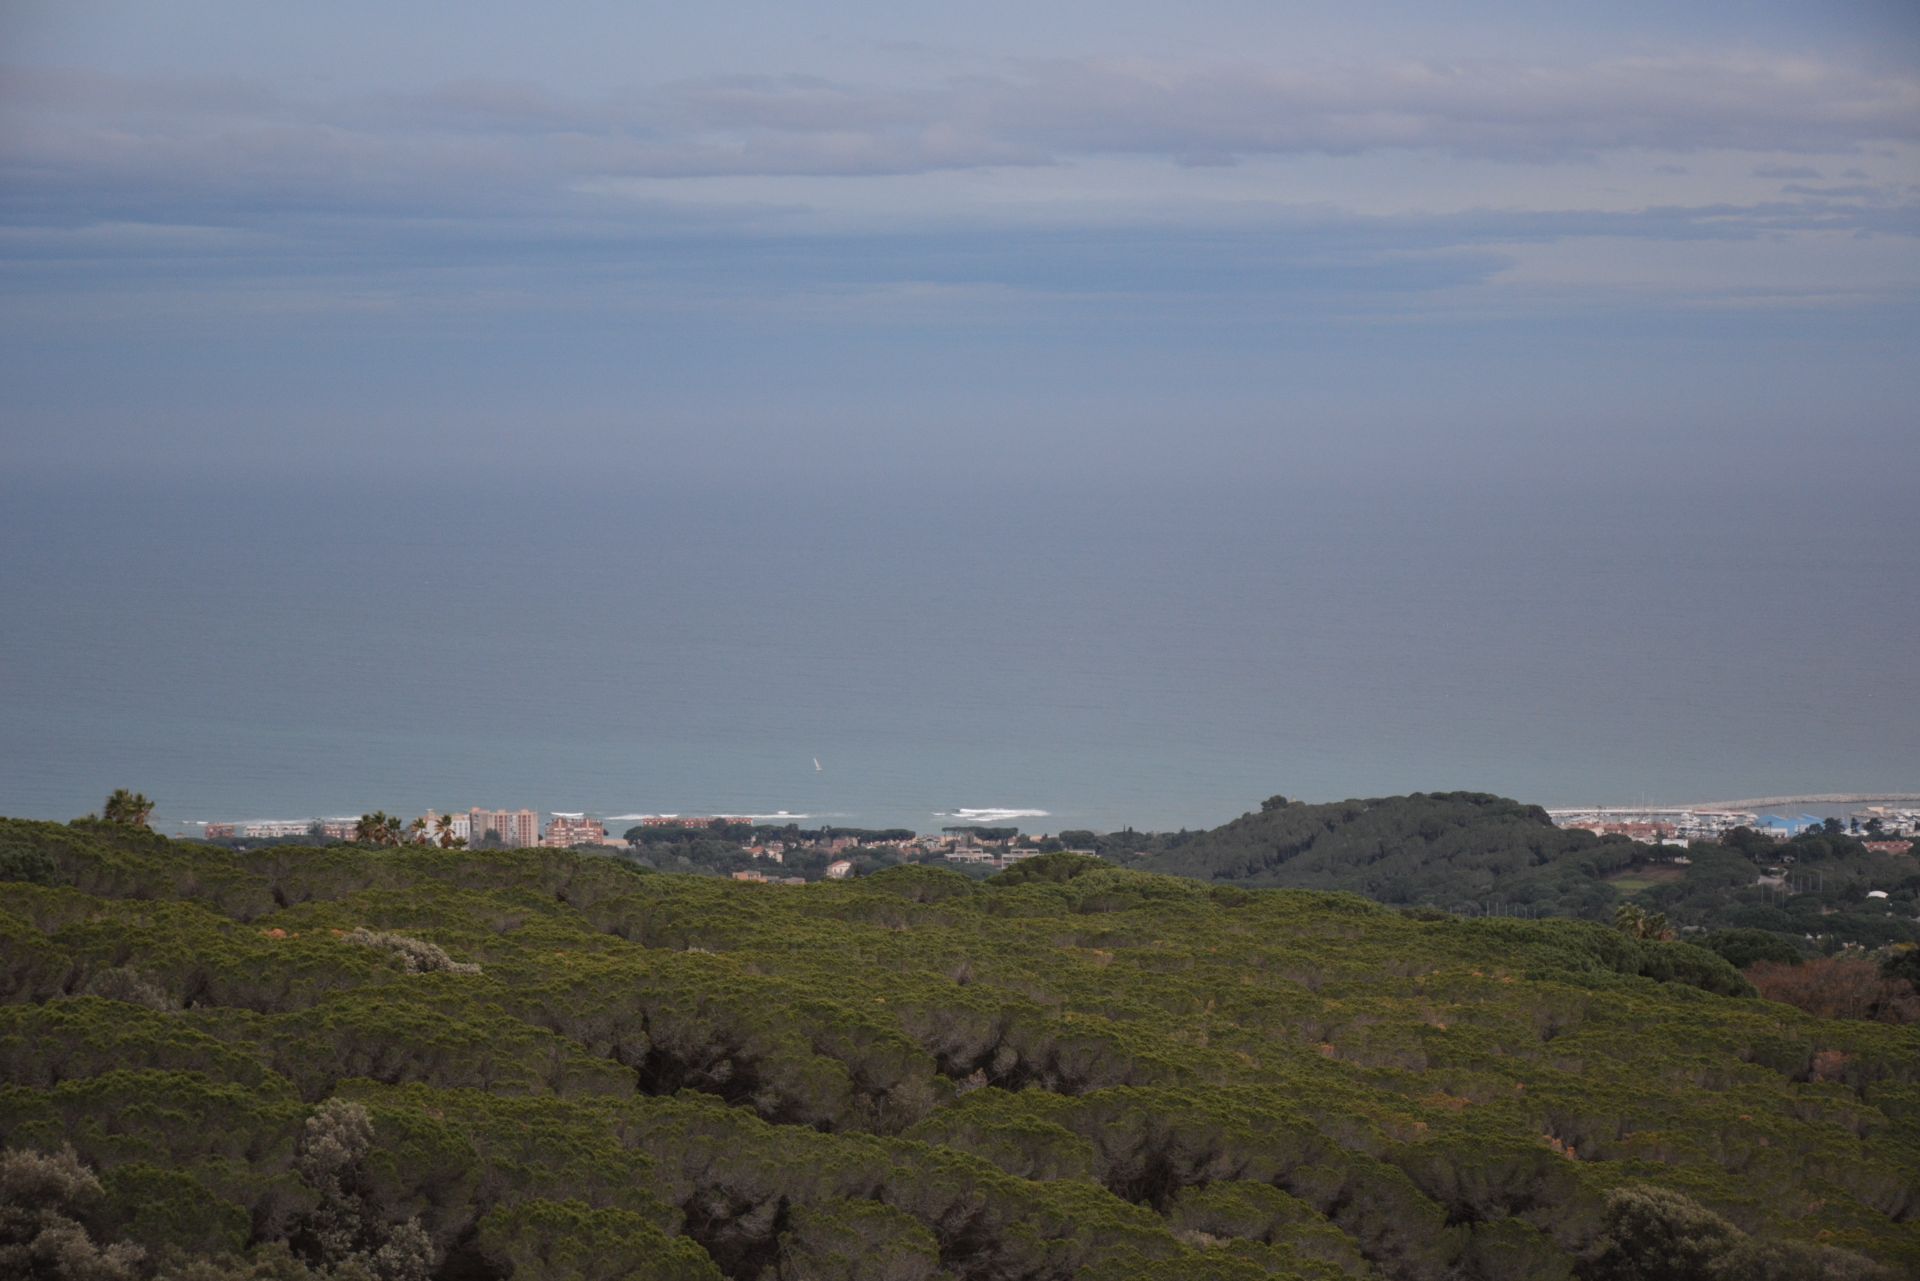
(1115, 794, 1628, 916)
(1, 817, 1916, 1280)
(1098, 793, 1920, 949)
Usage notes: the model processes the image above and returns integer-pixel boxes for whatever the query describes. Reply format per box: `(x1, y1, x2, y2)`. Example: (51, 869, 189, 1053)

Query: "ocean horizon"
(4, 472, 1915, 836)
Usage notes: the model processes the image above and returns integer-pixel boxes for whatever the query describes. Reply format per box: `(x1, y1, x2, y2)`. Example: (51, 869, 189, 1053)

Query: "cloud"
(1753, 163, 1822, 179)
(646, 53, 1920, 169)
(3, 50, 1914, 228)
(5, 192, 1912, 344)
(1780, 182, 1897, 199)
(979, 54, 1920, 162)
(2, 47, 1915, 340)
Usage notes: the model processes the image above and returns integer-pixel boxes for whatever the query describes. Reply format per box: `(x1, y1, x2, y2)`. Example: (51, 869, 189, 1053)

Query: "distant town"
(1545, 804, 1919, 852)
(190, 807, 1081, 882)
(181, 797, 1920, 888)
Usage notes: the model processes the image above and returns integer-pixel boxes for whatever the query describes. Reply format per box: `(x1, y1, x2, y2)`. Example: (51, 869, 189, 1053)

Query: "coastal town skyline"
(173, 795, 1920, 844)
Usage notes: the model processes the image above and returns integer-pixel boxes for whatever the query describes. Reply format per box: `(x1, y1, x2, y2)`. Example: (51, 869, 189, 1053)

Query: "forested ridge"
(1100, 793, 1920, 948)
(1106, 793, 1620, 913)
(1, 817, 1917, 1280)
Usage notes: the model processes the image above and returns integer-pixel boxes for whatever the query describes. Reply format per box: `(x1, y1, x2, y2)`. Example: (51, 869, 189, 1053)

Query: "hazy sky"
(3, 1, 1916, 487)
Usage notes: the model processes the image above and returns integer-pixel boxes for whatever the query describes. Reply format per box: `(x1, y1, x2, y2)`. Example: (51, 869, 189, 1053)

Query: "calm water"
(3, 476, 1915, 835)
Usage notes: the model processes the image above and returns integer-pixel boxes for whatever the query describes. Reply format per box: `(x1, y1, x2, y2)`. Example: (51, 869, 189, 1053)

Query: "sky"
(2, 1, 1917, 489)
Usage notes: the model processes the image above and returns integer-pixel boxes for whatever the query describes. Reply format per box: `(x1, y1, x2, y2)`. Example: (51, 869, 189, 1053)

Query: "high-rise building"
(241, 820, 312, 838)
(542, 813, 606, 847)
(469, 807, 539, 848)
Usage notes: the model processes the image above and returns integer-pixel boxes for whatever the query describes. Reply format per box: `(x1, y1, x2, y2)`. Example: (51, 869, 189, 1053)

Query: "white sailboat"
(813, 757, 822, 772)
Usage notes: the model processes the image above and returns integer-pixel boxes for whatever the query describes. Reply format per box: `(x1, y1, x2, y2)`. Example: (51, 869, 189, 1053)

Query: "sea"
(3, 475, 1916, 837)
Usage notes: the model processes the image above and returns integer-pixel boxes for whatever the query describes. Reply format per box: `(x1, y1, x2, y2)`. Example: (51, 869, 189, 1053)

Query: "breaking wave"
(603, 810, 840, 823)
(936, 807, 1051, 823)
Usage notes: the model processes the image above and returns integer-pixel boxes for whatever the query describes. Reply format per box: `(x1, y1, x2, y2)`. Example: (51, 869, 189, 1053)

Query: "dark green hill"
(1119, 792, 1637, 916)
(1103, 794, 1920, 951)
(1, 817, 1916, 1280)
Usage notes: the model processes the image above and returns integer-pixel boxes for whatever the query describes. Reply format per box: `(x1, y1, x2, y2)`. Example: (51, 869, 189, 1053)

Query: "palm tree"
(407, 816, 429, 845)
(354, 812, 405, 847)
(434, 813, 465, 849)
(101, 789, 154, 828)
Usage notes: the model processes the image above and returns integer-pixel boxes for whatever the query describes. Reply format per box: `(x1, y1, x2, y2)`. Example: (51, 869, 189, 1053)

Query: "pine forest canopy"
(0, 814, 1915, 1279)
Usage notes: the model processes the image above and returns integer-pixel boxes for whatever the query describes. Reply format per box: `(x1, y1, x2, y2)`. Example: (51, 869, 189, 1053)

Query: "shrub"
(151, 1242, 325, 1279)
(1748, 955, 1920, 1024)
(988, 852, 1106, 885)
(775, 1199, 943, 1281)
(1709, 1238, 1895, 1281)
(472, 1201, 721, 1281)
(78, 968, 175, 1011)
(1880, 944, 1920, 987)
(1700, 928, 1805, 970)
(0, 1145, 146, 1280)
(337, 929, 479, 976)
(1580, 1186, 1894, 1281)
(1581, 1185, 1741, 1281)
(288, 1101, 433, 1281)
(0, 846, 56, 885)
